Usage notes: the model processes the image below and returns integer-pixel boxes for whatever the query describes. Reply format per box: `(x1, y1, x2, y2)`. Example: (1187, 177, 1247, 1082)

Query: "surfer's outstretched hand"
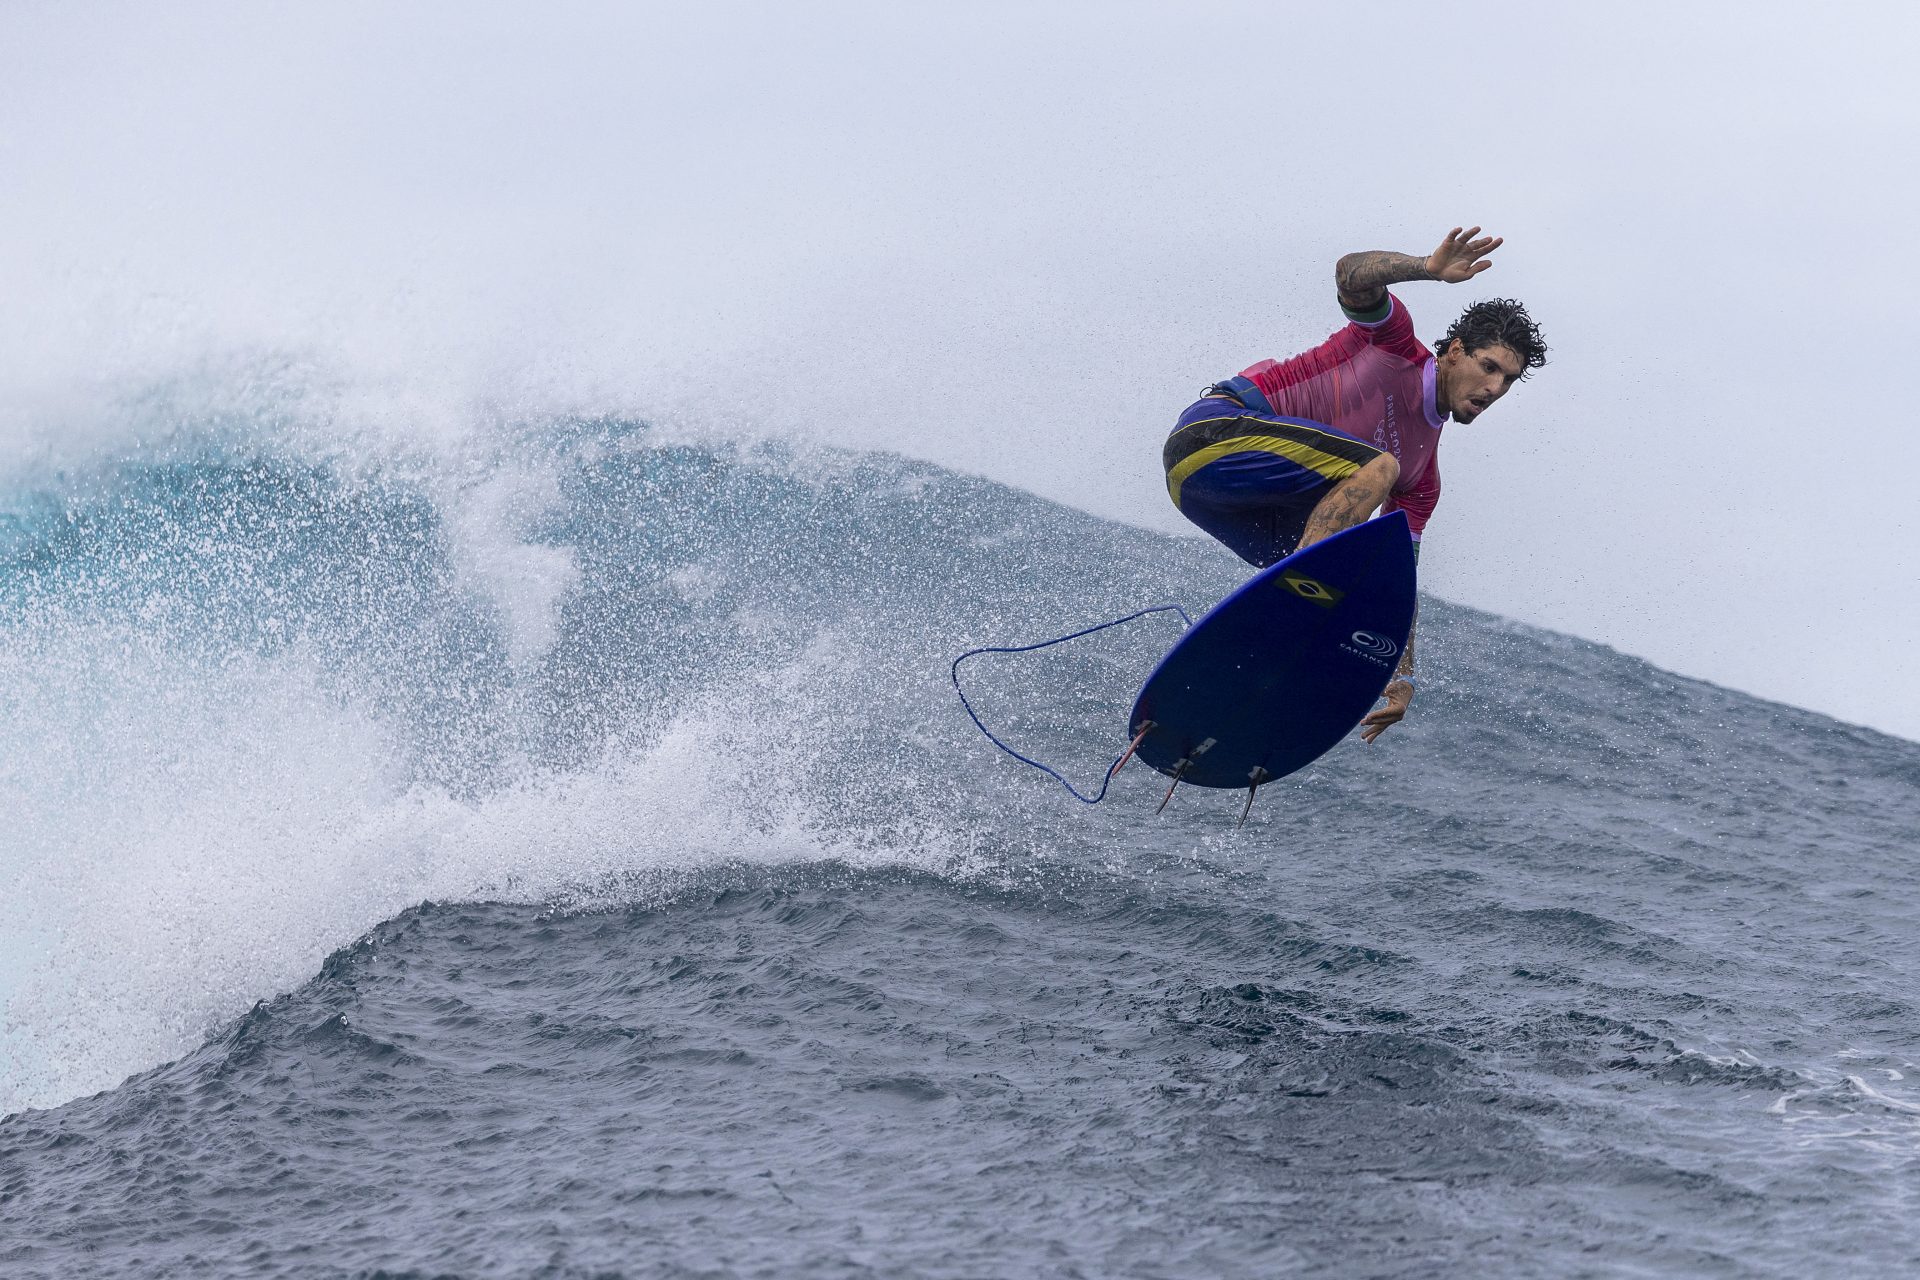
(1360, 679, 1414, 743)
(1425, 226, 1502, 284)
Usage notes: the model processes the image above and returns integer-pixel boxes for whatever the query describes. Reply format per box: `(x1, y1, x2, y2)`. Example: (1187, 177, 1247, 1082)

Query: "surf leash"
(950, 604, 1192, 804)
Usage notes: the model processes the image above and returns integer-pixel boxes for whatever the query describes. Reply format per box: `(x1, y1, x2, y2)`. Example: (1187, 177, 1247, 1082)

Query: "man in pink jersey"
(1163, 226, 1547, 742)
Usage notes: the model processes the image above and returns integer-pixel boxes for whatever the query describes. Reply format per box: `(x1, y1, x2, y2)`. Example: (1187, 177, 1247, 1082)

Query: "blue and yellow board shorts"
(1163, 393, 1385, 568)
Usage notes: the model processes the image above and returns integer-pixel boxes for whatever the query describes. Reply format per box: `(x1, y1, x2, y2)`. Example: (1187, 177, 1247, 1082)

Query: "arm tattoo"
(1315, 484, 1375, 529)
(1336, 250, 1433, 310)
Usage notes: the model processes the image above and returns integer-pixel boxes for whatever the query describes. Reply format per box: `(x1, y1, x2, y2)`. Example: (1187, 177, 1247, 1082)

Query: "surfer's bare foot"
(1300, 453, 1398, 549)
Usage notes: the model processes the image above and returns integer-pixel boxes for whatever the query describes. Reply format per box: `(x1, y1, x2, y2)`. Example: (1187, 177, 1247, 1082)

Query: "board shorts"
(1163, 392, 1386, 568)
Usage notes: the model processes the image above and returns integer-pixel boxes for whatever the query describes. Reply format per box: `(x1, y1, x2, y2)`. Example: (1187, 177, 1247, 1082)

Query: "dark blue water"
(3, 412, 1918, 1277)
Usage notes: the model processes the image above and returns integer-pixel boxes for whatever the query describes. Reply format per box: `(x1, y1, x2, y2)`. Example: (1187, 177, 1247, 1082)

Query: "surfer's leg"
(1164, 402, 1387, 567)
(1298, 452, 1399, 550)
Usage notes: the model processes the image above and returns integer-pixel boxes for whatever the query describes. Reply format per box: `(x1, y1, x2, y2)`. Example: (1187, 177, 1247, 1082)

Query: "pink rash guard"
(1238, 291, 1444, 540)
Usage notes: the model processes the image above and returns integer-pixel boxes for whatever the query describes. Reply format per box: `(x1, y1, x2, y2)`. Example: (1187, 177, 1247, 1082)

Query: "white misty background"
(0, 0, 1912, 738)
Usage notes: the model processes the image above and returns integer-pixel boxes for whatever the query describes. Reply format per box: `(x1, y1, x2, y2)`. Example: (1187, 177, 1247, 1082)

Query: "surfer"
(1162, 226, 1547, 742)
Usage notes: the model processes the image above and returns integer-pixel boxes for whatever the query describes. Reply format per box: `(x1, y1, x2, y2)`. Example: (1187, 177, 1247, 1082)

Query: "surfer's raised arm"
(1335, 226, 1504, 312)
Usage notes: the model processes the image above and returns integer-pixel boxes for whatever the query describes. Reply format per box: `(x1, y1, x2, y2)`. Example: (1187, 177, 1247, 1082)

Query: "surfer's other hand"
(1359, 679, 1414, 743)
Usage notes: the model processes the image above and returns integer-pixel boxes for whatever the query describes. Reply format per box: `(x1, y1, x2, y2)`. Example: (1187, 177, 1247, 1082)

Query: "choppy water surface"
(2, 401, 1917, 1277)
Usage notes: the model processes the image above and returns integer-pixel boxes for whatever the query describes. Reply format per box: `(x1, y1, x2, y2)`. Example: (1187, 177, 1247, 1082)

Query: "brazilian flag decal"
(1278, 571, 1344, 608)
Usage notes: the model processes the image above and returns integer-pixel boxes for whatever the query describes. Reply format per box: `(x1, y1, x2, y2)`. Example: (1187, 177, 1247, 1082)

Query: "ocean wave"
(5, 366, 1920, 1276)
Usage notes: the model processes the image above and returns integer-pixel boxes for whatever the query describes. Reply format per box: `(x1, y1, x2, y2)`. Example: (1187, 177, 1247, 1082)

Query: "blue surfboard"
(1129, 512, 1417, 789)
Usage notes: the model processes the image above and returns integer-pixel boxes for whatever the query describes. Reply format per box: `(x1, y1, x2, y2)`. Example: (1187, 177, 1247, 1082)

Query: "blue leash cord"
(950, 604, 1194, 804)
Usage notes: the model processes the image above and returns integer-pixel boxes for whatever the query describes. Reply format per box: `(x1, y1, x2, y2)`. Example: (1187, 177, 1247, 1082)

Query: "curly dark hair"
(1438, 298, 1548, 373)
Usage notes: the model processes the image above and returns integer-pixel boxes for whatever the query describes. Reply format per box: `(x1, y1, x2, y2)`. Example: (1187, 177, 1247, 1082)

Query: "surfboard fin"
(1155, 758, 1190, 815)
(1109, 721, 1155, 781)
(1236, 767, 1272, 829)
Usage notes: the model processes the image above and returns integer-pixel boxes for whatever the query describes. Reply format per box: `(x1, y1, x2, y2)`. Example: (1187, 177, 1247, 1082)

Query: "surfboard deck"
(1128, 512, 1417, 789)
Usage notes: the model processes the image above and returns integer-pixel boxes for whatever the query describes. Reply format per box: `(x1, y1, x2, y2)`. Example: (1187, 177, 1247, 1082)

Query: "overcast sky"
(3, 1, 1915, 739)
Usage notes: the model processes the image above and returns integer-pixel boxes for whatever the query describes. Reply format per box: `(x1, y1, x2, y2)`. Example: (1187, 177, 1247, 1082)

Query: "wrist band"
(1393, 672, 1416, 687)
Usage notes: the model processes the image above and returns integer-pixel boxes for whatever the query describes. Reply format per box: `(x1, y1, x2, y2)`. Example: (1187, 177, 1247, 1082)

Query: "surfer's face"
(1437, 341, 1525, 423)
